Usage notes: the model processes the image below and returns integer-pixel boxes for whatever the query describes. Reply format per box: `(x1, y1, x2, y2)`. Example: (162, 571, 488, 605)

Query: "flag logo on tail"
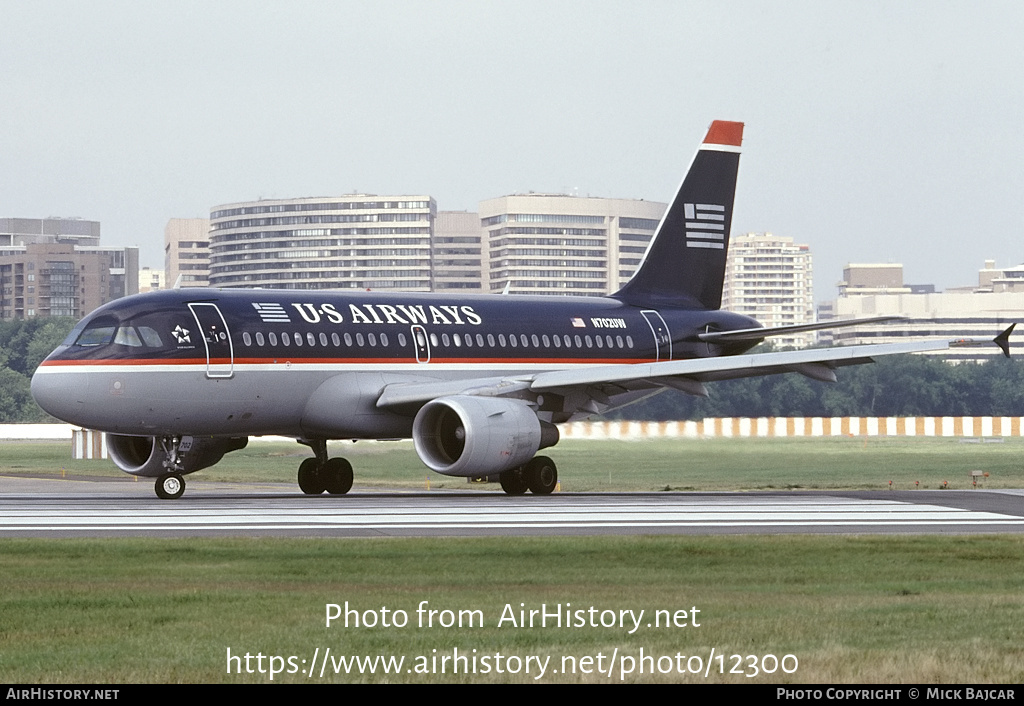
(683, 203, 726, 250)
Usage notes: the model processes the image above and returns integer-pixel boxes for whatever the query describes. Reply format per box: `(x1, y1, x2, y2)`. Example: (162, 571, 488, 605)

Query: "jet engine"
(412, 396, 558, 477)
(106, 434, 249, 477)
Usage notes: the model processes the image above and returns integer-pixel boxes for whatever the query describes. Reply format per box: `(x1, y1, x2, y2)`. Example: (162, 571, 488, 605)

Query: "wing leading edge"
(376, 330, 1014, 413)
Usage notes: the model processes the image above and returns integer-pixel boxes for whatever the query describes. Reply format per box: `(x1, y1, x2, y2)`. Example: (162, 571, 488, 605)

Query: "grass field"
(2, 437, 1023, 684)
(1, 535, 1023, 684)
(3, 435, 1024, 491)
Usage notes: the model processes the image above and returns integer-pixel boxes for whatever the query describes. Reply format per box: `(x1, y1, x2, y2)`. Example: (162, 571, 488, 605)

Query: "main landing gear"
(498, 456, 557, 496)
(297, 438, 354, 495)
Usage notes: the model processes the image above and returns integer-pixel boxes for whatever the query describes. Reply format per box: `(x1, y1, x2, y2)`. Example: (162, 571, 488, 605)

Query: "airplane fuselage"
(32, 288, 759, 440)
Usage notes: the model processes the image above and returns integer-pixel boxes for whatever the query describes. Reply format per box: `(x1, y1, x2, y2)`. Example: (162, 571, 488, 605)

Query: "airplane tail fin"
(613, 120, 743, 310)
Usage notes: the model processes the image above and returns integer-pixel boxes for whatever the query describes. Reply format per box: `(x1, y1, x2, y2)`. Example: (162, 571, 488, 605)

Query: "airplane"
(30, 120, 1014, 499)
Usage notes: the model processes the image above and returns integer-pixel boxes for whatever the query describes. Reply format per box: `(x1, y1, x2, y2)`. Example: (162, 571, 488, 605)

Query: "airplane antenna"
(501, 281, 511, 295)
(172, 274, 183, 289)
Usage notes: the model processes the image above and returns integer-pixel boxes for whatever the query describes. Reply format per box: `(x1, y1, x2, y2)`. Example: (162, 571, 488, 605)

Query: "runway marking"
(1, 494, 1022, 534)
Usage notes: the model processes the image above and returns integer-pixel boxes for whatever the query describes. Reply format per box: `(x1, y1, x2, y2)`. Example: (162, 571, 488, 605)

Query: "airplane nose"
(31, 367, 88, 423)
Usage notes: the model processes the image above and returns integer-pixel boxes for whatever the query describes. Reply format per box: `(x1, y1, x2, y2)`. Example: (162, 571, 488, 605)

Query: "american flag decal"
(683, 203, 726, 250)
(571, 317, 586, 328)
(252, 302, 291, 322)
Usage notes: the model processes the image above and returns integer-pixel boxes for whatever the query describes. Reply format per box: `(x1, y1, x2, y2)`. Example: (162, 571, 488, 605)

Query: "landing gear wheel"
(499, 467, 529, 495)
(297, 458, 325, 495)
(323, 457, 354, 495)
(155, 473, 185, 500)
(524, 456, 557, 495)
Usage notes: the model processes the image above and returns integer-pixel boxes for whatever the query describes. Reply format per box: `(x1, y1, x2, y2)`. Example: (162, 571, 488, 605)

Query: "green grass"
(4, 436, 1024, 491)
(1, 535, 1022, 683)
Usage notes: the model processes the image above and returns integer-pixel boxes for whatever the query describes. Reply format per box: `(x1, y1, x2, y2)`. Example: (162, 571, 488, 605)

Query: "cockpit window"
(138, 326, 163, 347)
(70, 315, 169, 350)
(74, 318, 117, 347)
(114, 326, 143, 347)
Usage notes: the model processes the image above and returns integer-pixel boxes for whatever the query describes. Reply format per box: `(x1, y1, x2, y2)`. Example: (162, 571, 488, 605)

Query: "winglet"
(995, 323, 1015, 358)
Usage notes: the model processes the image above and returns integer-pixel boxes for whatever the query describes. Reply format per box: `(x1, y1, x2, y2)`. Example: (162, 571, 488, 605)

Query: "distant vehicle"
(31, 121, 1013, 498)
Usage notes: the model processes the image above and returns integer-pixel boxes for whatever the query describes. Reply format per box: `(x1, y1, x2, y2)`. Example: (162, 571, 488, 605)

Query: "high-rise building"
(433, 211, 485, 291)
(0, 241, 138, 320)
(206, 196, 435, 290)
(164, 218, 210, 288)
(480, 194, 665, 296)
(722, 232, 814, 348)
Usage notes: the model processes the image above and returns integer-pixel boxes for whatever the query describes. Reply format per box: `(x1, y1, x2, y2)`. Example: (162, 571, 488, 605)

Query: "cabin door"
(411, 324, 431, 363)
(188, 302, 234, 378)
(640, 310, 672, 361)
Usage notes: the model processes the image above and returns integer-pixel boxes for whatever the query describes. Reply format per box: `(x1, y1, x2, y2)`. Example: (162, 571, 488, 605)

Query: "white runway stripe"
(1, 495, 1021, 533)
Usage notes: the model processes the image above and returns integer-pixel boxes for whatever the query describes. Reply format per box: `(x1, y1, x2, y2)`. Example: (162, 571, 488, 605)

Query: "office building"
(433, 211, 485, 291)
(165, 218, 210, 287)
(480, 193, 665, 296)
(828, 261, 1023, 361)
(722, 233, 814, 347)
(207, 196, 435, 290)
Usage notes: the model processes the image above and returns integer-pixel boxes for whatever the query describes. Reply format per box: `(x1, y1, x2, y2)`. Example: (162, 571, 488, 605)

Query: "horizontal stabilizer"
(698, 316, 905, 343)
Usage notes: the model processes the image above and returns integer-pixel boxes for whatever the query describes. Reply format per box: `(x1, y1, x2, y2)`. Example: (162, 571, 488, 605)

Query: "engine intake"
(106, 434, 248, 477)
(412, 396, 558, 477)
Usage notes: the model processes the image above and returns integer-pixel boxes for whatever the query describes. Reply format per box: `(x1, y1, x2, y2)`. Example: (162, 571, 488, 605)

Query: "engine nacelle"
(412, 396, 558, 477)
(106, 434, 248, 477)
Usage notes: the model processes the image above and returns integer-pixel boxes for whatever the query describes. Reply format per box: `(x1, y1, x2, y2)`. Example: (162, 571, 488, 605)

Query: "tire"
(499, 467, 529, 495)
(524, 456, 557, 495)
(297, 458, 325, 494)
(155, 473, 185, 500)
(323, 457, 354, 495)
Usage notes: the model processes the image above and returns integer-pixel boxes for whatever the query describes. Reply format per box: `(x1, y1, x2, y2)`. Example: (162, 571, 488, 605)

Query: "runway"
(2, 475, 1023, 537)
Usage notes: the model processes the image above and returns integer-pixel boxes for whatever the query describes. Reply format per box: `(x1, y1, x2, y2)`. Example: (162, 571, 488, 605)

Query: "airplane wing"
(376, 329, 1013, 412)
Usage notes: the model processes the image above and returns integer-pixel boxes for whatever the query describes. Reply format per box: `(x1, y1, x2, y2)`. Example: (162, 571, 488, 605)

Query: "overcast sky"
(3, 1, 1023, 299)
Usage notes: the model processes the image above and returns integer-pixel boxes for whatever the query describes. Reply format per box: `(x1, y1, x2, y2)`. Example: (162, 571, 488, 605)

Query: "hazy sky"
(3, 1, 1023, 299)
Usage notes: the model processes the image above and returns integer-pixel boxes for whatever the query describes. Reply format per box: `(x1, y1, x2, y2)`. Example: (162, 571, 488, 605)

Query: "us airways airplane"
(31, 121, 1013, 499)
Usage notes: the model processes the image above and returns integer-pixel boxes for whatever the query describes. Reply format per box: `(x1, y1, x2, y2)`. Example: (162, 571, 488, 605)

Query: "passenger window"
(269, 332, 278, 346)
(256, 332, 265, 346)
(242, 332, 252, 346)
